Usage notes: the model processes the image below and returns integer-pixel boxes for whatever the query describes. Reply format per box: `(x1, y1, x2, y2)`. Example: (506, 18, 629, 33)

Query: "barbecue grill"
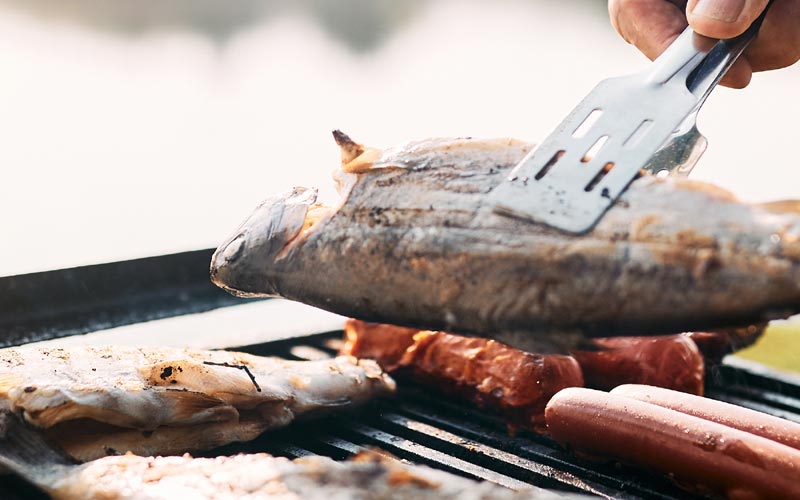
(2, 249, 798, 500)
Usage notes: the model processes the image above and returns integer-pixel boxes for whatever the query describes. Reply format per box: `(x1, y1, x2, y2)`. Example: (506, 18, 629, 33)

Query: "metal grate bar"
(704, 392, 800, 423)
(713, 361, 800, 398)
(712, 385, 800, 415)
(315, 436, 370, 458)
(391, 394, 686, 500)
(375, 411, 603, 496)
(333, 420, 534, 491)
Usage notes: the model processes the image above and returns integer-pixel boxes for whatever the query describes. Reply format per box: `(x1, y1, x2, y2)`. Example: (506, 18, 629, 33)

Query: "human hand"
(608, 0, 800, 88)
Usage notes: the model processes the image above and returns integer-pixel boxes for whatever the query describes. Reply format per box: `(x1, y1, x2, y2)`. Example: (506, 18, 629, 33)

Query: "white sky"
(1, 0, 798, 276)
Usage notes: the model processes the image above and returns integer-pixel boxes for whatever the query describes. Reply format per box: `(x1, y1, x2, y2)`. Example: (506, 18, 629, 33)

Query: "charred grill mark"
(350, 207, 477, 230)
(368, 207, 388, 227)
(202, 362, 262, 392)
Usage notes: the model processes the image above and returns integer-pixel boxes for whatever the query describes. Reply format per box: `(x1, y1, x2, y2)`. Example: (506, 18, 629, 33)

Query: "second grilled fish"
(0, 345, 394, 461)
(211, 132, 800, 351)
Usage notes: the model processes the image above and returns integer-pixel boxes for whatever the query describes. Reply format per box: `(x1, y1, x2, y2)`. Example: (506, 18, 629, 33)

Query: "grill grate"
(3, 337, 799, 500)
(1, 251, 799, 499)
(219, 330, 800, 500)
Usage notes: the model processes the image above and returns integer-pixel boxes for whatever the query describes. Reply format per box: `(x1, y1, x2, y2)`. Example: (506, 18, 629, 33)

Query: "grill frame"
(1, 250, 798, 500)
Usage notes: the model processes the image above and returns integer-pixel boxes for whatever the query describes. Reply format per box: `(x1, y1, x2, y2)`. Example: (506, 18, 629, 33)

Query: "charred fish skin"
(211, 134, 800, 345)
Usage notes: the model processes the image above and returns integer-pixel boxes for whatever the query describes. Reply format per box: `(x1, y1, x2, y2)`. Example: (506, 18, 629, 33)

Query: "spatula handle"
(647, 1, 772, 104)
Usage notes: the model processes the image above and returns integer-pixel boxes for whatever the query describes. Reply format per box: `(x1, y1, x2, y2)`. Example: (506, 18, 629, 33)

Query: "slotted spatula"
(489, 6, 771, 234)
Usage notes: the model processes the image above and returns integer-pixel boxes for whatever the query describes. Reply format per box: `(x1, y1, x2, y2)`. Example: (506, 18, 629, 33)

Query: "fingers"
(686, 0, 770, 39)
(609, 0, 688, 60)
(744, 0, 800, 72)
(691, 0, 800, 82)
(610, 0, 798, 88)
(607, 0, 753, 87)
(718, 57, 753, 88)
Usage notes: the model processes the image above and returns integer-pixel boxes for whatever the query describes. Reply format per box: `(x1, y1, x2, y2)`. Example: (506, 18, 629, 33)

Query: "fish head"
(210, 187, 318, 297)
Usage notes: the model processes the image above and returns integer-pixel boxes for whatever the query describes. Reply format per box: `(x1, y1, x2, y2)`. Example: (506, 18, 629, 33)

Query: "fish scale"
(489, 4, 772, 235)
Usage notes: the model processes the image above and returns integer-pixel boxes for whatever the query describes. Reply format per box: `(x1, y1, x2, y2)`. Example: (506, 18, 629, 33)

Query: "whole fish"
(211, 131, 800, 352)
(0, 345, 394, 461)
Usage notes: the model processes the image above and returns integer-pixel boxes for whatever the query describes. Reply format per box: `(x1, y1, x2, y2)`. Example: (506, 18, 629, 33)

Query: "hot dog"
(545, 387, 800, 500)
(610, 384, 800, 451)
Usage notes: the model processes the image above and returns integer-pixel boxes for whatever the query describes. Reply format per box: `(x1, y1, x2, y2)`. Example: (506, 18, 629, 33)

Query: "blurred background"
(1, 0, 797, 370)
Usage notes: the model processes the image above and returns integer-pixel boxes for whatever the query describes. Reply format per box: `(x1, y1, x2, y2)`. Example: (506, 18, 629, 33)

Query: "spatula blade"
(488, 74, 698, 234)
(490, 8, 770, 234)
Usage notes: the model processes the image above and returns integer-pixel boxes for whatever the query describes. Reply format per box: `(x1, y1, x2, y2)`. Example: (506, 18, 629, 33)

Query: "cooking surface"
(1, 251, 799, 499)
(2, 330, 798, 500)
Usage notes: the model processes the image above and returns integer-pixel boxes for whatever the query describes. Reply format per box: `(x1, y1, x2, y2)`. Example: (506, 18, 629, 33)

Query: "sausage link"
(573, 335, 704, 395)
(611, 384, 800, 451)
(341, 320, 583, 434)
(545, 388, 800, 500)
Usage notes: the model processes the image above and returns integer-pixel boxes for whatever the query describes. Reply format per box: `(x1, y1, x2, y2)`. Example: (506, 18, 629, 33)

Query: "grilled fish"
(0, 345, 394, 461)
(0, 411, 582, 500)
(211, 132, 800, 351)
(9, 449, 585, 500)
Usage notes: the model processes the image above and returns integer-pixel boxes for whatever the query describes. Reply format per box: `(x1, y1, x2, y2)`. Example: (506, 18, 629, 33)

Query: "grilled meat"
(0, 346, 394, 461)
(546, 387, 800, 500)
(572, 335, 704, 395)
(0, 410, 588, 500)
(342, 320, 583, 434)
(340, 320, 744, 432)
(211, 132, 800, 351)
(611, 384, 800, 451)
(23, 451, 585, 500)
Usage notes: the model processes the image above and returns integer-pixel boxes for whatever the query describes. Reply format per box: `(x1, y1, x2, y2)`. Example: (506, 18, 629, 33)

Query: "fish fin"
(0, 373, 23, 398)
(332, 130, 385, 173)
(0, 410, 75, 488)
(756, 200, 800, 214)
(332, 130, 365, 165)
(159, 390, 238, 424)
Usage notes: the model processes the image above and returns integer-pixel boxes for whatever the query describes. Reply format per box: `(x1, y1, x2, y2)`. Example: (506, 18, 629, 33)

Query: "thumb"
(687, 0, 770, 38)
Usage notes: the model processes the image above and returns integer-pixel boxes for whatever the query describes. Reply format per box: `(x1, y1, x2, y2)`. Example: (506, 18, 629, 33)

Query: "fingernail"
(691, 0, 745, 22)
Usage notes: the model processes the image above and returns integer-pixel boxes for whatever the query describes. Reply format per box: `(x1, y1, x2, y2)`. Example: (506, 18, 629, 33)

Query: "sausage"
(681, 324, 765, 365)
(610, 384, 800, 451)
(572, 335, 704, 395)
(341, 320, 583, 434)
(342, 319, 419, 372)
(545, 387, 800, 500)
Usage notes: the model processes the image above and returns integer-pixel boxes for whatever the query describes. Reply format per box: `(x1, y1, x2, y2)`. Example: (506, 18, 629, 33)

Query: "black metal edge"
(0, 249, 263, 347)
(719, 356, 800, 391)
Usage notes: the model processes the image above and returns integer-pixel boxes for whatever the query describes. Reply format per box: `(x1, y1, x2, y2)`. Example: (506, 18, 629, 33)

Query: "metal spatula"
(489, 7, 771, 234)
